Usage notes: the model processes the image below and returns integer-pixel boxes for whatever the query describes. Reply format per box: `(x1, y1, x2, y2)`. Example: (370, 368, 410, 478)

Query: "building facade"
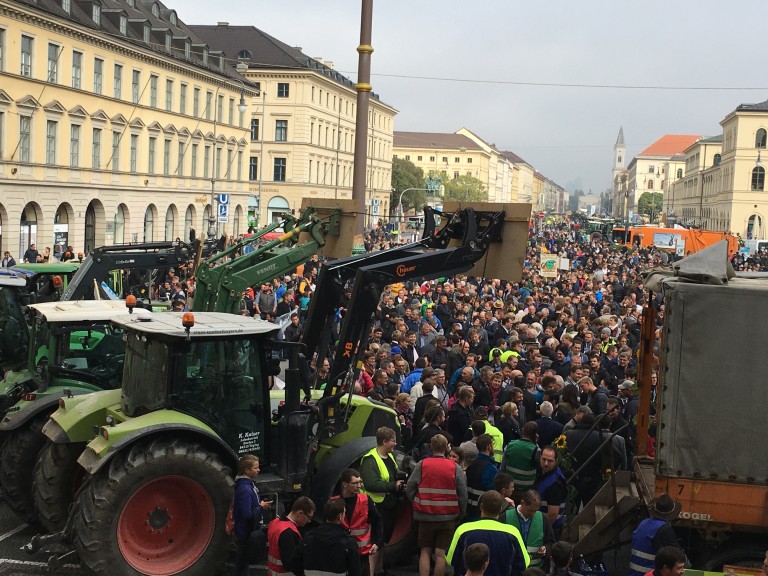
(0, 0, 260, 259)
(190, 23, 397, 229)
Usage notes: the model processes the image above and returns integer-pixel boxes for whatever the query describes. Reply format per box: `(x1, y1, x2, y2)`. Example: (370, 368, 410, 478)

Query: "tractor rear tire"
(0, 415, 48, 527)
(32, 440, 87, 533)
(72, 437, 232, 576)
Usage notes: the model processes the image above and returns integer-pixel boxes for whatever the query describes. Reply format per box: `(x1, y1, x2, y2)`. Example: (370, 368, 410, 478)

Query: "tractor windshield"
(50, 322, 125, 388)
(0, 287, 28, 369)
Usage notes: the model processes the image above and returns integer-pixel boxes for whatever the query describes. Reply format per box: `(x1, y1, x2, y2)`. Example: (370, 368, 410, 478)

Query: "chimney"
(313, 56, 323, 65)
(217, 22, 229, 27)
(324, 61, 334, 70)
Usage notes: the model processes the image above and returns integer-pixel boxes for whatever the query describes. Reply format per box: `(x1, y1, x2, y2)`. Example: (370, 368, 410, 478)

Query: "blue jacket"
(401, 368, 423, 394)
(233, 476, 264, 542)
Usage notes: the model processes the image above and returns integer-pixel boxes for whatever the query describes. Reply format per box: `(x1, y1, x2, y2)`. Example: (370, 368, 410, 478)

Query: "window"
(151, 3, 159, 17)
(193, 88, 200, 117)
(277, 83, 289, 98)
(714, 153, 721, 165)
(238, 49, 252, 60)
(165, 79, 173, 111)
(143, 24, 150, 43)
(62, 0, 70, 13)
(163, 139, 171, 175)
(169, 11, 177, 25)
(113, 64, 122, 99)
(752, 166, 765, 191)
(249, 157, 258, 180)
(184, 40, 190, 60)
(69, 124, 80, 167)
(21, 35, 33, 78)
(228, 98, 234, 125)
(47, 43, 59, 83)
(148, 136, 156, 173)
(215, 147, 222, 178)
(111, 131, 120, 171)
(179, 84, 187, 115)
(92, 3, 101, 25)
(131, 70, 140, 103)
(217, 94, 223, 122)
(94, 58, 103, 94)
(237, 151, 243, 181)
(453, 171, 459, 180)
(130, 134, 138, 172)
(177, 142, 185, 175)
(203, 145, 210, 178)
(273, 157, 286, 181)
(430, 156, 435, 162)
(442, 156, 448, 163)
(72, 51, 82, 88)
(275, 120, 287, 142)
(119, 15, 127, 35)
(92, 128, 102, 168)
(467, 157, 473, 164)
(676, 168, 683, 179)
(19, 116, 31, 162)
(205, 91, 212, 120)
(455, 157, 460, 163)
(46, 120, 57, 164)
(226, 149, 232, 178)
(417, 156, 422, 161)
(0, 29, 5, 72)
(756, 129, 767, 149)
(150, 75, 158, 107)
(405, 155, 410, 161)
(191, 143, 197, 176)
(647, 179, 654, 190)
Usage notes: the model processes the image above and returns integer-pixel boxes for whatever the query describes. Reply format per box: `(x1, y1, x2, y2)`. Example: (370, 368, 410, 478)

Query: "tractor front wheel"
(0, 415, 48, 527)
(32, 440, 87, 533)
(72, 437, 232, 576)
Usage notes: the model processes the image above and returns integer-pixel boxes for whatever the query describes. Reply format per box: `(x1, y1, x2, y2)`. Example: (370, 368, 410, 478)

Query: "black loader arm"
(61, 242, 195, 301)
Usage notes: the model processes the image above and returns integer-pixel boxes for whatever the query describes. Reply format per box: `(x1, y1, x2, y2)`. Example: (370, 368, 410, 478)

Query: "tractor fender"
(78, 423, 238, 475)
(309, 436, 376, 504)
(0, 391, 81, 431)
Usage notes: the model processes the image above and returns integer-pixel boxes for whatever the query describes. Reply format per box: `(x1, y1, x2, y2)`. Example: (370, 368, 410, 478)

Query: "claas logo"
(396, 264, 416, 277)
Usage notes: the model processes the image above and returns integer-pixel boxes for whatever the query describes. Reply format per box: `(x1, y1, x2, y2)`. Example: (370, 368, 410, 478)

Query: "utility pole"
(352, 0, 374, 244)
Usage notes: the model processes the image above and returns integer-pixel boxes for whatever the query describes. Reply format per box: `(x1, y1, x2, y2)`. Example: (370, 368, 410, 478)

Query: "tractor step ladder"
(564, 470, 643, 558)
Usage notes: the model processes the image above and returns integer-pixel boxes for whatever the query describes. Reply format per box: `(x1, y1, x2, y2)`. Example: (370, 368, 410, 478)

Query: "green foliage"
(442, 174, 487, 202)
(637, 192, 664, 222)
(391, 158, 426, 212)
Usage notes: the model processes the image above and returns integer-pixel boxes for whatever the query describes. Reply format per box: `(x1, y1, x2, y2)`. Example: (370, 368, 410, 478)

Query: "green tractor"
(0, 299, 129, 526)
(38, 310, 399, 575)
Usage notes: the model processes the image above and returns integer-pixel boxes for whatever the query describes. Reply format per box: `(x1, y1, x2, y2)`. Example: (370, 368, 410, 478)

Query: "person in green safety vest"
(501, 490, 555, 571)
(471, 407, 504, 464)
(359, 426, 403, 576)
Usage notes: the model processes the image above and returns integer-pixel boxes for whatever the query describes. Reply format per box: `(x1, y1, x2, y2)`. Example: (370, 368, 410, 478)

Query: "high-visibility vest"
(483, 421, 505, 463)
(536, 467, 567, 530)
(360, 447, 396, 504)
(628, 518, 667, 576)
(267, 518, 301, 576)
(333, 493, 372, 554)
(503, 439, 538, 489)
(413, 457, 460, 517)
(504, 509, 545, 569)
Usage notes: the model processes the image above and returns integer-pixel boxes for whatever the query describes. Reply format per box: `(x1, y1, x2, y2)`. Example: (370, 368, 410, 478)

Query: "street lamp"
(396, 187, 429, 231)
(258, 90, 266, 228)
(622, 175, 629, 244)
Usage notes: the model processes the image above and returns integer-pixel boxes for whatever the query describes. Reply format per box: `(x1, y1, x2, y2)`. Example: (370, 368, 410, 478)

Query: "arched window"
(144, 206, 155, 242)
(676, 168, 683, 179)
(713, 153, 721, 165)
(648, 179, 654, 190)
(756, 129, 767, 149)
(752, 166, 765, 191)
(151, 2, 159, 17)
(238, 50, 252, 60)
(165, 206, 175, 241)
(748, 214, 763, 239)
(114, 204, 126, 244)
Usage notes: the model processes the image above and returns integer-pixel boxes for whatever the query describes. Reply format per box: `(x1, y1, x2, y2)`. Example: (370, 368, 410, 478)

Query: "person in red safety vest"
(334, 468, 384, 576)
(406, 434, 468, 576)
(267, 496, 315, 576)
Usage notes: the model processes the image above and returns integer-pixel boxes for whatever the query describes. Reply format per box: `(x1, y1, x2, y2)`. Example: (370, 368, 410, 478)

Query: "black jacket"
(298, 523, 361, 576)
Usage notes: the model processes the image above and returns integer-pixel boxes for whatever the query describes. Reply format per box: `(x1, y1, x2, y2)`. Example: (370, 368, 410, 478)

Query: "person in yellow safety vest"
(470, 407, 504, 463)
(267, 496, 315, 576)
(501, 422, 540, 501)
(359, 427, 404, 576)
(501, 490, 555, 570)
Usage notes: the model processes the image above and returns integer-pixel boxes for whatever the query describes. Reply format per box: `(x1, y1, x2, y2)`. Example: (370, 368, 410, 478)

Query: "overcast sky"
(176, 0, 767, 196)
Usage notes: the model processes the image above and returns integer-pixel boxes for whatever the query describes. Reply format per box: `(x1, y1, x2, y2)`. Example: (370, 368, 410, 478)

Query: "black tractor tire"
(0, 415, 49, 527)
(32, 440, 87, 533)
(700, 542, 768, 571)
(72, 437, 233, 576)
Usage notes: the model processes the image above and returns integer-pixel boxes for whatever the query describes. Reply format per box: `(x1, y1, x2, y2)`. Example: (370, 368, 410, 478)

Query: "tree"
(637, 192, 664, 223)
(442, 174, 487, 203)
(391, 158, 426, 214)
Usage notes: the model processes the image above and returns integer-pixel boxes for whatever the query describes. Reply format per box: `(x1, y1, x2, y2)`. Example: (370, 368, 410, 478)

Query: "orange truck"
(611, 226, 738, 256)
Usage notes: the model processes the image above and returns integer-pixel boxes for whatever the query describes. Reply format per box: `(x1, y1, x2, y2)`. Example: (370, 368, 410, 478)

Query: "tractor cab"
(113, 312, 279, 463)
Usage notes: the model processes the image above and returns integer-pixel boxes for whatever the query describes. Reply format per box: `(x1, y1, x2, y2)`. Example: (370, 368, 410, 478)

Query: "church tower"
(613, 126, 626, 182)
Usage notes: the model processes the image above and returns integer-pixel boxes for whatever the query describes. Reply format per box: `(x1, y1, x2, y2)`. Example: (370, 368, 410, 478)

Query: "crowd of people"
(226, 215, 717, 576)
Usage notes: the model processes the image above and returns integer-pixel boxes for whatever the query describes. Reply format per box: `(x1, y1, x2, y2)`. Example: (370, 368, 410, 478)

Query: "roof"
(736, 98, 768, 112)
(29, 300, 131, 322)
(11, 0, 250, 83)
(638, 135, 702, 157)
(190, 24, 384, 103)
(112, 311, 279, 337)
(500, 150, 531, 166)
(616, 126, 625, 147)
(393, 131, 482, 150)
(698, 135, 723, 143)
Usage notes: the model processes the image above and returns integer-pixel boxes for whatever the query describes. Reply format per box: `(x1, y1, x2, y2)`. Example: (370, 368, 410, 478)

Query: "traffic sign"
(217, 203, 229, 223)
(217, 193, 229, 205)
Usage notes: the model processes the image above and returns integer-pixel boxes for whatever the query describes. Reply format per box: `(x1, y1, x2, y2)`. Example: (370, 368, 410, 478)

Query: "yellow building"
(0, 0, 261, 258)
(190, 23, 397, 228)
(665, 98, 768, 237)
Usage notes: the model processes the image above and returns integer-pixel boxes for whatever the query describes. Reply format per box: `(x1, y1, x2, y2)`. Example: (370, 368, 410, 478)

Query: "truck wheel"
(701, 543, 767, 571)
(72, 437, 232, 576)
(0, 415, 48, 527)
(32, 441, 87, 533)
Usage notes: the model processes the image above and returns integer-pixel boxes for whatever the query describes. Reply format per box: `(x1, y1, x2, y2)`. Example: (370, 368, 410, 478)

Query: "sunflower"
(554, 434, 567, 450)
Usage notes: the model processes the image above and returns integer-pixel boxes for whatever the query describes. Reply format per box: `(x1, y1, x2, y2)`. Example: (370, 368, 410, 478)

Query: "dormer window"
(218, 55, 224, 70)
(119, 15, 127, 35)
(92, 3, 101, 26)
(61, 0, 70, 14)
(165, 32, 171, 53)
(143, 23, 150, 43)
(184, 40, 191, 59)
(169, 11, 177, 26)
(151, 3, 159, 17)
(203, 48, 208, 66)
(238, 50, 252, 60)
